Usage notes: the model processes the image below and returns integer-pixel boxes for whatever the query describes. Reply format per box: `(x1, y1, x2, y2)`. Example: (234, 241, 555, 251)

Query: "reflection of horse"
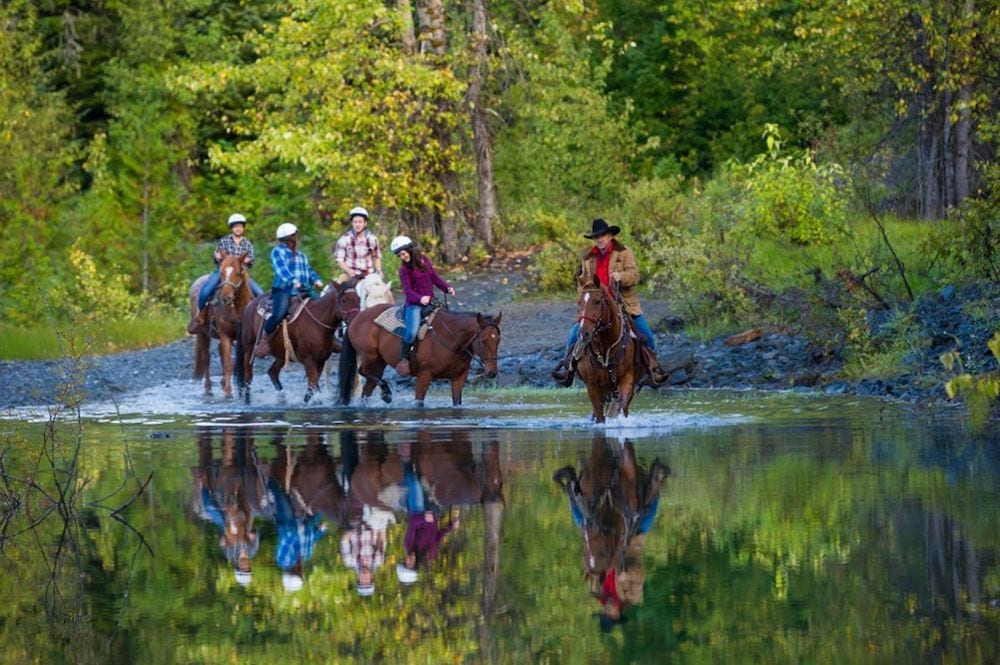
(408, 429, 504, 507)
(553, 433, 669, 627)
(190, 428, 272, 583)
(337, 305, 501, 407)
(234, 283, 360, 404)
(188, 254, 254, 398)
(573, 276, 641, 423)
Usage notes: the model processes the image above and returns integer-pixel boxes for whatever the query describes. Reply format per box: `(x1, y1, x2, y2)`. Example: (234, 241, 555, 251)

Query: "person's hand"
(611, 271, 621, 282)
(447, 287, 456, 296)
(420, 295, 431, 305)
(314, 280, 323, 289)
(293, 280, 302, 290)
(214, 251, 223, 261)
(243, 255, 252, 264)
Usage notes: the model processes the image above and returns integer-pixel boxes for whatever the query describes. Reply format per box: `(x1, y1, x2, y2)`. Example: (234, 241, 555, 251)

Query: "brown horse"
(573, 276, 642, 423)
(189, 254, 254, 398)
(552, 433, 669, 627)
(337, 304, 501, 407)
(234, 283, 360, 404)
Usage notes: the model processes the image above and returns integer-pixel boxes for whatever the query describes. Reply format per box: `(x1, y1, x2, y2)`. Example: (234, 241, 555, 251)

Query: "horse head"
(217, 253, 249, 320)
(576, 277, 614, 346)
(473, 312, 502, 378)
(334, 281, 362, 322)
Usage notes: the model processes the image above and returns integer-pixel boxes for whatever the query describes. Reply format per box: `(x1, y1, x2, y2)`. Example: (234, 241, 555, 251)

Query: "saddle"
(372, 305, 439, 340)
(254, 294, 311, 325)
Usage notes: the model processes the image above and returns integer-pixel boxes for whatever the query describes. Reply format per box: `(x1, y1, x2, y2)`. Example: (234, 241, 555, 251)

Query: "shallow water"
(1, 386, 998, 663)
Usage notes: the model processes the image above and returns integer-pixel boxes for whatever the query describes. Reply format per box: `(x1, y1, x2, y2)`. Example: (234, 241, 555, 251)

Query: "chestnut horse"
(234, 283, 360, 404)
(337, 304, 501, 407)
(573, 276, 642, 423)
(189, 253, 254, 398)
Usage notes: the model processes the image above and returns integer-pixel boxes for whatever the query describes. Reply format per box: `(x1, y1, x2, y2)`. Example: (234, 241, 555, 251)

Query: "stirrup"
(551, 362, 574, 387)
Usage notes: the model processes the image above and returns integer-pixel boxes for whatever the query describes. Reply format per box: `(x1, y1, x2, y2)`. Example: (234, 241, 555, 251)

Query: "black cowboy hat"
(583, 218, 620, 239)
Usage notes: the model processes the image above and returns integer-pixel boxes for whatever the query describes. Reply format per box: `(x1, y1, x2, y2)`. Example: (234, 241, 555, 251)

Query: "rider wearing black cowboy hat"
(551, 217, 669, 388)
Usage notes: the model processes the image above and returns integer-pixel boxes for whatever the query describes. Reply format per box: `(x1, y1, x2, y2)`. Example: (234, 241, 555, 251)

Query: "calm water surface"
(1, 387, 998, 663)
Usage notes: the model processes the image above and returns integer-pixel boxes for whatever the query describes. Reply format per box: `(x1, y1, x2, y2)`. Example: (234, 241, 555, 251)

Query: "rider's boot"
(396, 341, 413, 377)
(640, 345, 669, 388)
(186, 307, 207, 335)
(550, 348, 576, 387)
(253, 329, 273, 358)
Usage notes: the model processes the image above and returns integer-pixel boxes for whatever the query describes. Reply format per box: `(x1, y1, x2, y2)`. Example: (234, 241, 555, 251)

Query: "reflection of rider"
(254, 222, 325, 358)
(188, 213, 264, 334)
(553, 443, 670, 632)
(396, 457, 459, 586)
(190, 429, 270, 587)
(551, 217, 668, 388)
(266, 454, 329, 593)
(340, 522, 386, 597)
(390, 235, 455, 377)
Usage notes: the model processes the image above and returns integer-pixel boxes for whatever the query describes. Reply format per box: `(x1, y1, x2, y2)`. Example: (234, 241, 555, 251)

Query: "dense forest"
(2, 1, 999, 347)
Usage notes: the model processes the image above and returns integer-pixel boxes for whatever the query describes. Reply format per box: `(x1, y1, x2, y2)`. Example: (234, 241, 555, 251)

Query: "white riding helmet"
(390, 235, 414, 254)
(227, 213, 247, 227)
(276, 222, 298, 240)
(349, 206, 369, 221)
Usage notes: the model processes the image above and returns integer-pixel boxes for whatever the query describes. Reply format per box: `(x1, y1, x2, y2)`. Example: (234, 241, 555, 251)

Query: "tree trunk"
(942, 87, 955, 211)
(469, 0, 496, 249)
(398, 0, 416, 55)
(417, 0, 459, 262)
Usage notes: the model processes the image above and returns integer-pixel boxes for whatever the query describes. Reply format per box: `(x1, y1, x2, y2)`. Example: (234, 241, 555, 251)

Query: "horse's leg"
(449, 372, 469, 406)
(414, 372, 434, 408)
(219, 336, 233, 399)
(585, 382, 606, 424)
(303, 359, 321, 403)
(268, 359, 285, 394)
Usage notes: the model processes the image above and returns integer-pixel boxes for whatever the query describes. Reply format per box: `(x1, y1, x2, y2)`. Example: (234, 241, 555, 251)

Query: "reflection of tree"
(0, 407, 151, 661)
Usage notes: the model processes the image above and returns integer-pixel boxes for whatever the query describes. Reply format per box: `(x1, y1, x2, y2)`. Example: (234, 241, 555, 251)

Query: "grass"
(0, 310, 186, 361)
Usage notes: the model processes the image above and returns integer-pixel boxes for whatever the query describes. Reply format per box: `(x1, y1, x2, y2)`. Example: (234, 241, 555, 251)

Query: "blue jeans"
(404, 465, 425, 514)
(198, 269, 263, 309)
(264, 286, 291, 334)
(403, 304, 422, 345)
(569, 495, 658, 533)
(567, 314, 656, 351)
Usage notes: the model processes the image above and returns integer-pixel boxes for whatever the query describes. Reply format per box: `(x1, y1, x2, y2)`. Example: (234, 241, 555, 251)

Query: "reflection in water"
(190, 428, 267, 587)
(4, 400, 999, 662)
(553, 433, 669, 632)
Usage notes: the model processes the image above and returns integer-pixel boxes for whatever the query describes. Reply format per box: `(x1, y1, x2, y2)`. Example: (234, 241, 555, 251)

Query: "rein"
(427, 311, 498, 369)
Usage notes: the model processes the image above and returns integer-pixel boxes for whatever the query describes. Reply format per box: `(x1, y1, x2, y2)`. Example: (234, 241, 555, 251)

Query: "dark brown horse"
(189, 253, 254, 398)
(336, 305, 501, 407)
(234, 283, 360, 404)
(573, 276, 642, 423)
(552, 433, 669, 627)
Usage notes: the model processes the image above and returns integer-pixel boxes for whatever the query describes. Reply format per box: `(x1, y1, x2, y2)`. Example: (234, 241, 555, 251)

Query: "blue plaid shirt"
(275, 514, 327, 571)
(270, 243, 321, 290)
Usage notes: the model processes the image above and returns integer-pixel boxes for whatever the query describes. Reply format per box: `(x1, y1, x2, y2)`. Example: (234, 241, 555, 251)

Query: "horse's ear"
(577, 273, 589, 288)
(495, 311, 502, 325)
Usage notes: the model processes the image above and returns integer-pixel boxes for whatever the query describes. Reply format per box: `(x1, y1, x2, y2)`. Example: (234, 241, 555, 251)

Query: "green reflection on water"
(1, 392, 998, 664)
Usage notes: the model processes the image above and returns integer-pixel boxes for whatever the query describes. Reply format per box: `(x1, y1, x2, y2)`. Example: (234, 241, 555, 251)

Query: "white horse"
(324, 273, 395, 399)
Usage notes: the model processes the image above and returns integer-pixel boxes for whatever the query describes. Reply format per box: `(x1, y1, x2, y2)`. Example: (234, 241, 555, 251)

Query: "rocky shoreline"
(0, 268, 996, 412)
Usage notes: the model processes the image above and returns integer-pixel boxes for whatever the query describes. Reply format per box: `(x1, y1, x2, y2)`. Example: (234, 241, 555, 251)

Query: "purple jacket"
(404, 514, 455, 561)
(398, 259, 451, 306)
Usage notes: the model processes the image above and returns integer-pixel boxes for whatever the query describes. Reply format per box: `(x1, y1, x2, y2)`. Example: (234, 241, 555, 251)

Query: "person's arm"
(399, 267, 420, 305)
(244, 240, 255, 267)
(271, 246, 295, 287)
(426, 260, 455, 296)
(613, 247, 640, 286)
(372, 237, 383, 274)
(334, 236, 355, 277)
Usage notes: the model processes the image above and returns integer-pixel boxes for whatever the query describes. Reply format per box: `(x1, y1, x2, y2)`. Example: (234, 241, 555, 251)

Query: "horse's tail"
(337, 329, 358, 405)
(234, 323, 248, 390)
(193, 332, 209, 381)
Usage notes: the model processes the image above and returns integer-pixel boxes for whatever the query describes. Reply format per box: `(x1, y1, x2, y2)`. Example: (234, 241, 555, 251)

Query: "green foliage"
(941, 332, 1000, 427)
(930, 163, 1000, 284)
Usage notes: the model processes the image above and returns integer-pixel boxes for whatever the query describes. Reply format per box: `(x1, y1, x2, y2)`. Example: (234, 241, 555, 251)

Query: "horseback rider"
(551, 217, 669, 388)
(391, 235, 455, 377)
(253, 223, 325, 358)
(187, 213, 264, 334)
(333, 205, 383, 284)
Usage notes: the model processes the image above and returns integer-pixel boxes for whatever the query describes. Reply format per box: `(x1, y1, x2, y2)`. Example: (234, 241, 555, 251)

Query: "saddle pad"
(373, 306, 432, 339)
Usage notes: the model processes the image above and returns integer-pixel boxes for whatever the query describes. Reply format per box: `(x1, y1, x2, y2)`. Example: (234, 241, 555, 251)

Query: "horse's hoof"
(380, 393, 392, 404)
(415, 400, 425, 408)
(304, 391, 313, 403)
